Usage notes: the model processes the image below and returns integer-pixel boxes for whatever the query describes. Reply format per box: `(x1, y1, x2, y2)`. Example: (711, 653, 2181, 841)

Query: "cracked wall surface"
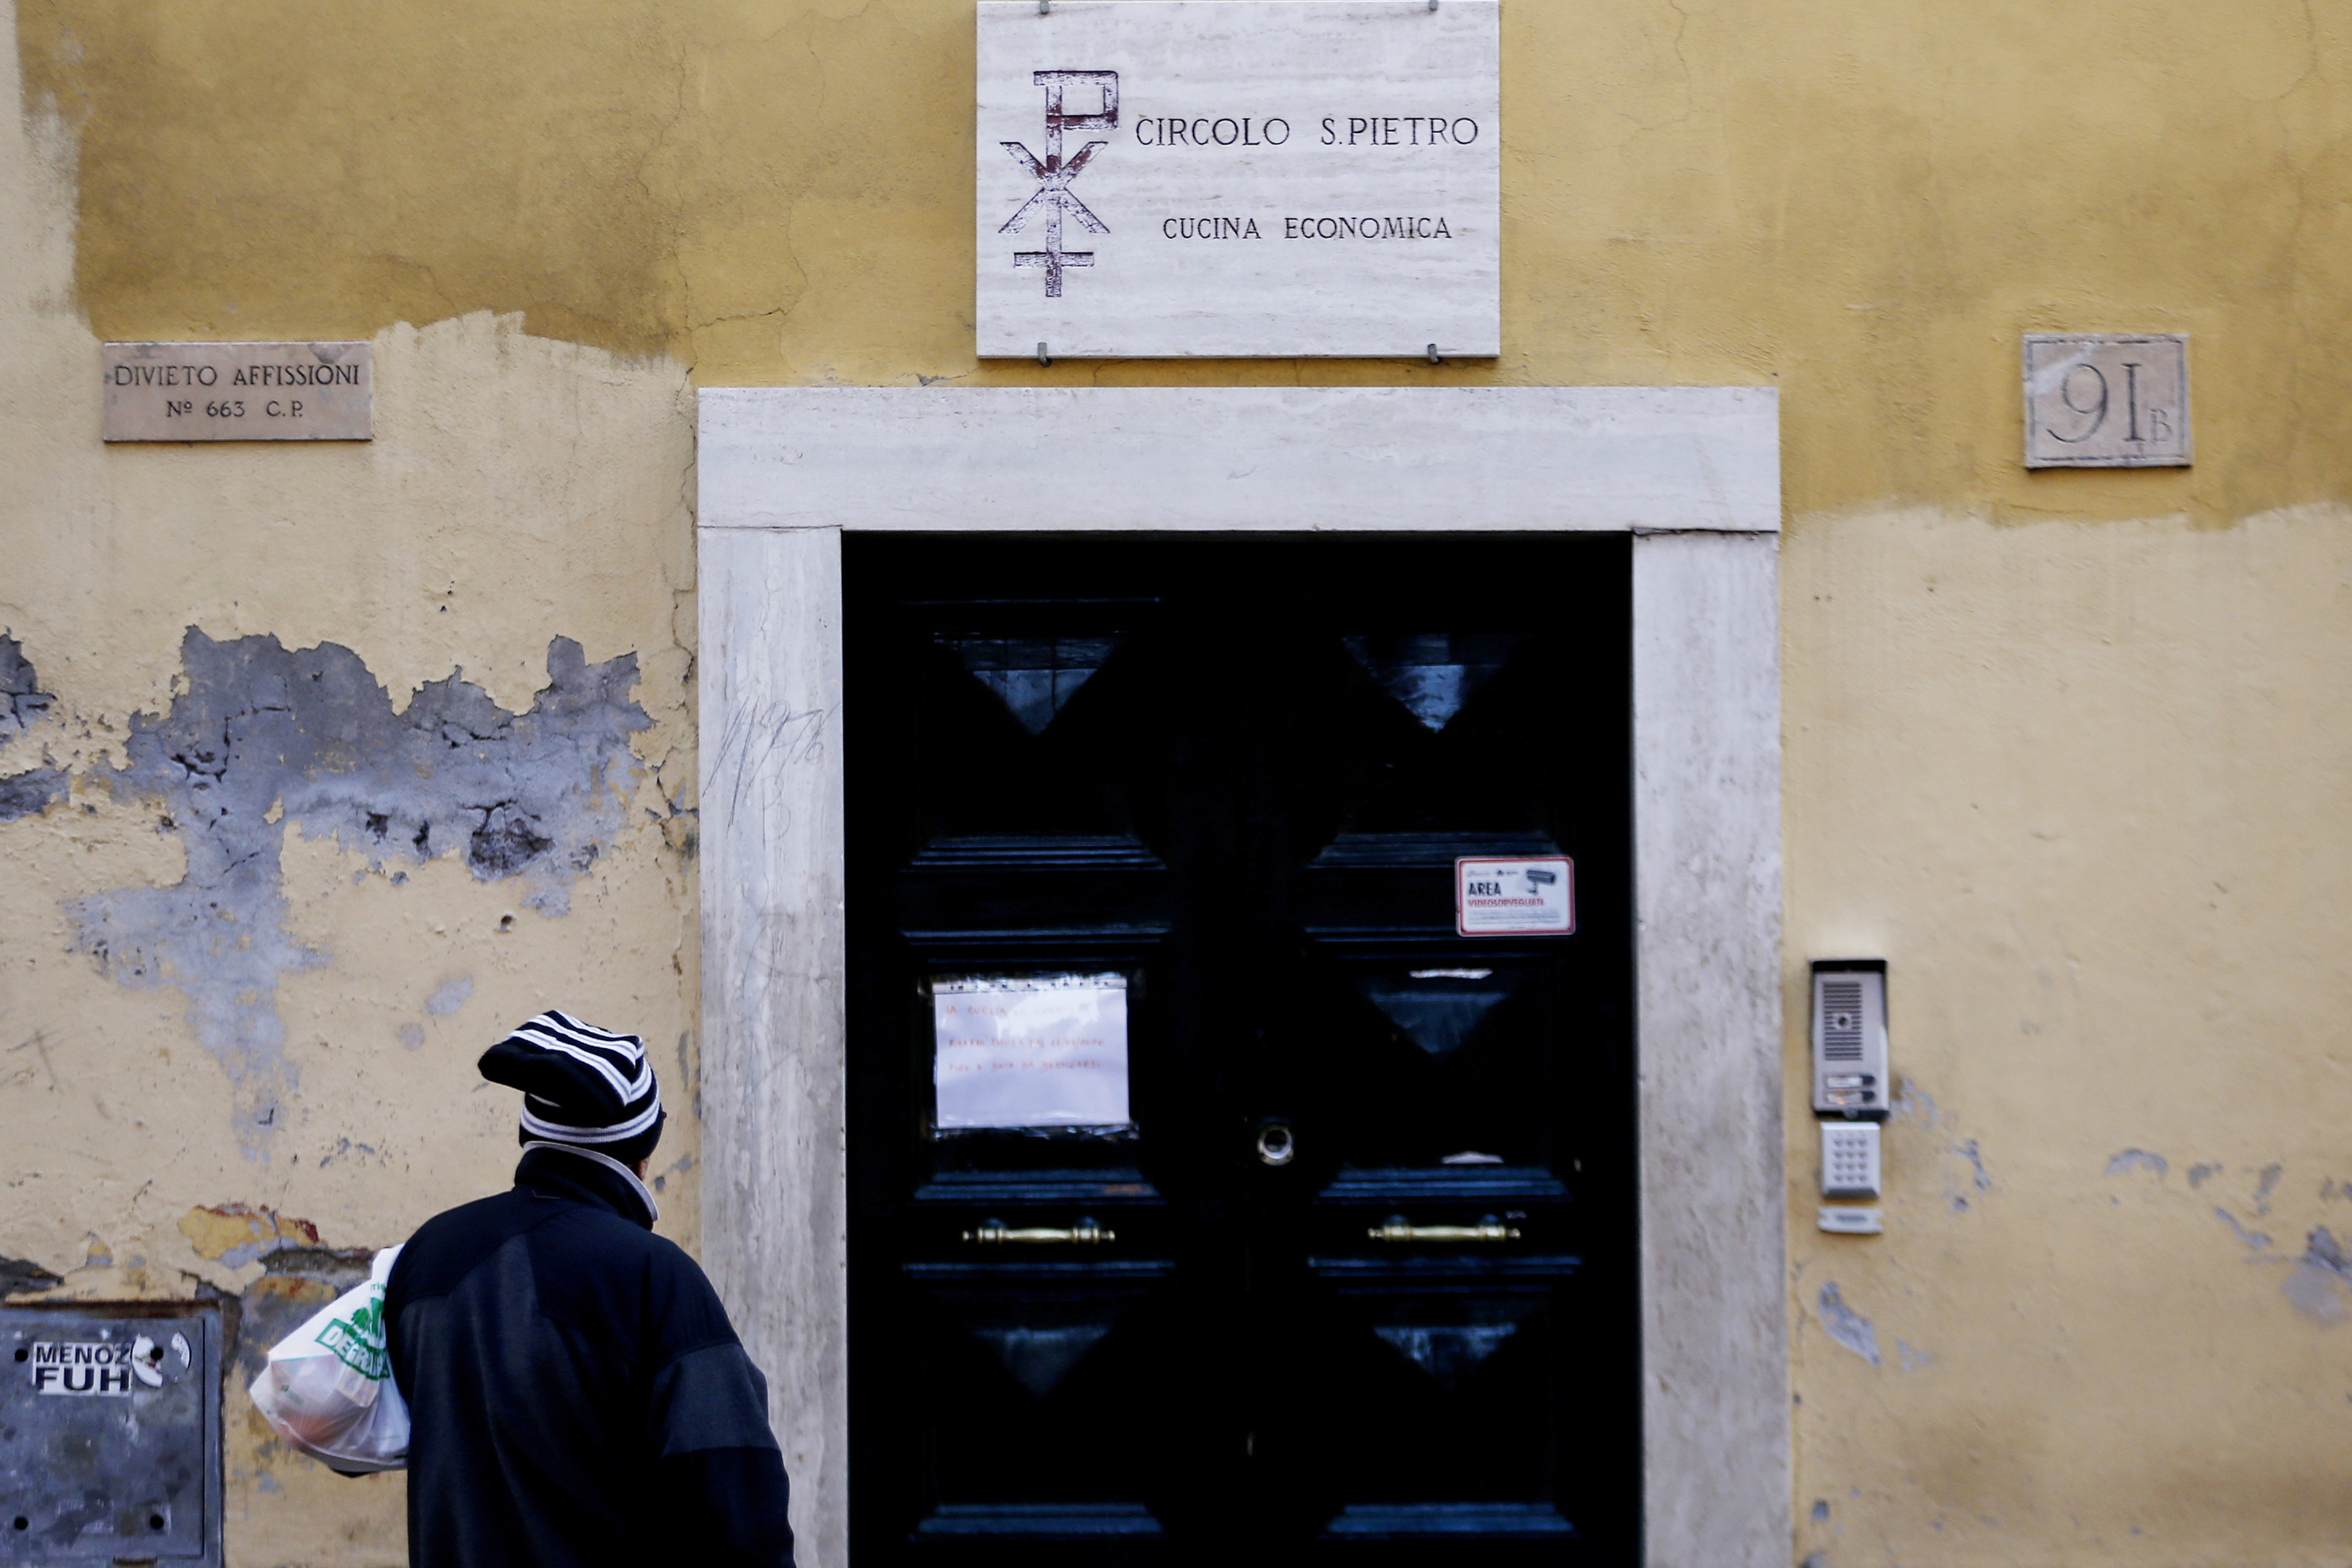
(2, 0, 2350, 1562)
(68, 630, 651, 1155)
(13, 0, 2352, 528)
(0, 1, 700, 1558)
(1785, 504, 2352, 1567)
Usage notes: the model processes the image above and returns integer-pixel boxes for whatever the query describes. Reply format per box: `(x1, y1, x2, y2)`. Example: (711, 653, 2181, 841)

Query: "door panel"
(847, 537, 1636, 1565)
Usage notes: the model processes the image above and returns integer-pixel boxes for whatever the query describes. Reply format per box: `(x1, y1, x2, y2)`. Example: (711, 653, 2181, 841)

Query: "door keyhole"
(1255, 1120, 1293, 1166)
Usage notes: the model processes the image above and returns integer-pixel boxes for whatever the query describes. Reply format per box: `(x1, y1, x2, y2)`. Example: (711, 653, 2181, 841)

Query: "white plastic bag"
(248, 1244, 409, 1473)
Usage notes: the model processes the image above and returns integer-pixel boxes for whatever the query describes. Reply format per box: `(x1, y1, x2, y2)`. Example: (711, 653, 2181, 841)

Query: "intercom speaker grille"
(1820, 980, 1865, 1062)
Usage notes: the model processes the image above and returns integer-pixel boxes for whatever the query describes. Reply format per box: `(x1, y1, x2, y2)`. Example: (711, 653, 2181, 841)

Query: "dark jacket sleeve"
(647, 1341, 796, 1566)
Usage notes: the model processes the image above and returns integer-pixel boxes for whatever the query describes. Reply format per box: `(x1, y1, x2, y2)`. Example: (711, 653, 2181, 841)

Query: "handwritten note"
(933, 972, 1131, 1129)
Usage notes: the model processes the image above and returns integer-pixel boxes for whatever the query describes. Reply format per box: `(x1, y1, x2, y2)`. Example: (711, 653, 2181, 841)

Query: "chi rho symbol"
(1000, 70, 1119, 297)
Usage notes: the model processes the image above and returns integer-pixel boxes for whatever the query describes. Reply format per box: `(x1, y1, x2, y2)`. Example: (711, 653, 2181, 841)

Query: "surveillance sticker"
(1455, 856, 1575, 936)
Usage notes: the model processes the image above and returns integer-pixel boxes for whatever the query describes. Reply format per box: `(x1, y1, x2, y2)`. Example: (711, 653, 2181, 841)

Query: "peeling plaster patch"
(1892, 1080, 1938, 1128)
(425, 975, 475, 1015)
(1897, 1339, 1933, 1371)
(2284, 1227, 2352, 1322)
(2215, 1206, 2272, 1251)
(230, 1250, 372, 1387)
(0, 1254, 65, 1300)
(1809, 1501, 1829, 1523)
(179, 1203, 323, 1269)
(68, 631, 650, 1154)
(651, 1150, 695, 1195)
(2189, 1163, 2221, 1189)
(2253, 1163, 2284, 1215)
(260, 1246, 370, 1291)
(0, 764, 67, 823)
(1947, 1136, 1993, 1217)
(0, 636, 66, 821)
(1816, 1282, 1882, 1367)
(0, 633, 56, 744)
(2104, 1148, 2168, 1179)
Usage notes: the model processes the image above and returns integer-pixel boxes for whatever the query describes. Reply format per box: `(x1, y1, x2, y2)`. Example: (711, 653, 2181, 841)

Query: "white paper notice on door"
(933, 972, 1132, 1130)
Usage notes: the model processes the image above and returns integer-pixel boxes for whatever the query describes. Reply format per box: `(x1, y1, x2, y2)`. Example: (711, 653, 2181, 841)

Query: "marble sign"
(2022, 334, 2190, 467)
(976, 0, 1500, 359)
(102, 342, 372, 441)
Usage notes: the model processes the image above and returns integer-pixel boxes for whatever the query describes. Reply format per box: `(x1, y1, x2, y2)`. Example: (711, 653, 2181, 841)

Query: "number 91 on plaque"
(2022, 334, 2189, 468)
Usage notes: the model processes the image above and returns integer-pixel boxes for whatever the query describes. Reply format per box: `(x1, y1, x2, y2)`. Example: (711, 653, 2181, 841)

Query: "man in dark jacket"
(385, 1011, 795, 1567)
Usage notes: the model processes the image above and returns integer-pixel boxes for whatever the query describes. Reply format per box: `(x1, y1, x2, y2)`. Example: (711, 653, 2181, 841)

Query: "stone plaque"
(102, 342, 372, 441)
(2022, 334, 2189, 467)
(976, 0, 1499, 359)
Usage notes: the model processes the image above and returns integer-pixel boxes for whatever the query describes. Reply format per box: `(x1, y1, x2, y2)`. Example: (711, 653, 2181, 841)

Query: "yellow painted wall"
(4, 0, 2350, 1562)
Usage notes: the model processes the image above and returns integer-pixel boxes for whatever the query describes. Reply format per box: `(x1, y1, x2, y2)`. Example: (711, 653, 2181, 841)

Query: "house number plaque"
(2022, 334, 2190, 468)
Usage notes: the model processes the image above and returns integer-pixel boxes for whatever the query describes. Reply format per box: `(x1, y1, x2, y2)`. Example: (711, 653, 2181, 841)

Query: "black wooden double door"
(846, 536, 1636, 1564)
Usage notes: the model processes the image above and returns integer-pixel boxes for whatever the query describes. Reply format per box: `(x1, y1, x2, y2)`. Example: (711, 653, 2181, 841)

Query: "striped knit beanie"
(479, 1011, 666, 1167)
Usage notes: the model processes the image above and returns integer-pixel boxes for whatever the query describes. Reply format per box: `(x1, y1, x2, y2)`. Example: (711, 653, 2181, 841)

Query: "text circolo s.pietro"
(1132, 109, 1477, 241)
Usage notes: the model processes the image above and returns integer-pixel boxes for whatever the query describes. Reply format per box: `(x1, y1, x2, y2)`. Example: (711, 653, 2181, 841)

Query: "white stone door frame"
(696, 385, 1787, 1568)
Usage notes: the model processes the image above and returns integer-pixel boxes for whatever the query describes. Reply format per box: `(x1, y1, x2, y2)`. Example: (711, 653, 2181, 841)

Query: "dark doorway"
(845, 535, 1637, 1565)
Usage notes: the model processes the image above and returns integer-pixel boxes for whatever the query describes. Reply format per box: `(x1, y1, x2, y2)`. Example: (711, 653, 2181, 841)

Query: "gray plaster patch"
(425, 975, 475, 1016)
(1896, 1339, 1932, 1372)
(0, 1253, 65, 1300)
(1955, 1138, 1992, 1191)
(2253, 1163, 2284, 1214)
(1892, 1081, 1938, 1128)
(2189, 1163, 2221, 1189)
(397, 1023, 425, 1051)
(0, 633, 55, 745)
(0, 635, 65, 821)
(0, 764, 66, 823)
(231, 1247, 375, 1386)
(68, 629, 649, 1155)
(2104, 1148, 2168, 1179)
(1816, 1282, 1881, 1367)
(2215, 1206, 2272, 1251)
(2284, 1226, 2352, 1323)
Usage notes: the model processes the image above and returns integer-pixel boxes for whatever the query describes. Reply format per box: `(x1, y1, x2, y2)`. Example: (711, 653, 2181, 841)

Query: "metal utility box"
(0, 1308, 221, 1566)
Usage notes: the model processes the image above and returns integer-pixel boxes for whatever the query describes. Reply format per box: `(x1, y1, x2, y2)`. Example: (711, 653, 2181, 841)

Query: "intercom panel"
(1810, 959, 1888, 1120)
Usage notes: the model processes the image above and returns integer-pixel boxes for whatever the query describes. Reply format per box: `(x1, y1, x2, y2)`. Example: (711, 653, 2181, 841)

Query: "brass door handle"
(962, 1219, 1116, 1245)
(1366, 1216, 1521, 1243)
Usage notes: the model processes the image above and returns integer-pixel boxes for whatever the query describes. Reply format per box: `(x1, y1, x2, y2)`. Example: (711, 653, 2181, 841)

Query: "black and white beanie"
(479, 1011, 666, 1168)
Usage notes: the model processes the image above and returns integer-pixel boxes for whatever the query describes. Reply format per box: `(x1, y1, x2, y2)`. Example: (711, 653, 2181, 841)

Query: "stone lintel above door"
(699, 385, 1779, 536)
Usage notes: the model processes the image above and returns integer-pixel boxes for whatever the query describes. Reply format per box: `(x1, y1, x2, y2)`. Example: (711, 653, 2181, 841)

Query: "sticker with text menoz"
(1455, 856, 1574, 936)
(27, 1342, 136, 1396)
